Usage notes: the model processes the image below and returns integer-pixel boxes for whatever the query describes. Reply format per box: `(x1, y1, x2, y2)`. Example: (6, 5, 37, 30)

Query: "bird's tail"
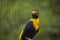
(19, 31, 23, 40)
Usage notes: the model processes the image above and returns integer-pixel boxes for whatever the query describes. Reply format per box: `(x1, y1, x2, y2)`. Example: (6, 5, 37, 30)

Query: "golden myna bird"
(19, 10, 40, 40)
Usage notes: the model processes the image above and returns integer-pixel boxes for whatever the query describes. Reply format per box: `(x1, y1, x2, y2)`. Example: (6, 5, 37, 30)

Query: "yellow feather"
(30, 18, 40, 30)
(19, 31, 23, 40)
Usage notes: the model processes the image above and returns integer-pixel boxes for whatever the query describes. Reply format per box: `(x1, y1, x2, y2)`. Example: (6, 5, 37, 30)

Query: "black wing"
(22, 21, 39, 40)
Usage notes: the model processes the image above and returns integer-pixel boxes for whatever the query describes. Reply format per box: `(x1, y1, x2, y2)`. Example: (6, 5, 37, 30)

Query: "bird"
(19, 10, 40, 40)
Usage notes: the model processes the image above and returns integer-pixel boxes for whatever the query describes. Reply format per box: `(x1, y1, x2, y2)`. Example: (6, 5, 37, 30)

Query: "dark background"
(0, 0, 60, 40)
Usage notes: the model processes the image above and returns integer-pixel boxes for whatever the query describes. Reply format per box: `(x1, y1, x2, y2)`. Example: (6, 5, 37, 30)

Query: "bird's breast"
(30, 18, 40, 30)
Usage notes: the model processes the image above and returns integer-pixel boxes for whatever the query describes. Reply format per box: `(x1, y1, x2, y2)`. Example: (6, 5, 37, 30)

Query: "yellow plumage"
(30, 18, 40, 30)
(19, 31, 23, 40)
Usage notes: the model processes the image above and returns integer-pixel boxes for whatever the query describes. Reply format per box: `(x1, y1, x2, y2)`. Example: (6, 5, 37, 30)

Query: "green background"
(0, 0, 60, 40)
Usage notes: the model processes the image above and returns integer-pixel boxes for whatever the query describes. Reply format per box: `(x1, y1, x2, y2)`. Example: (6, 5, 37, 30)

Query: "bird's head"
(32, 10, 39, 19)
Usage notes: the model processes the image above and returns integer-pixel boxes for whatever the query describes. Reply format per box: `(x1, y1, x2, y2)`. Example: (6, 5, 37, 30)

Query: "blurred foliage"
(0, 0, 60, 40)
